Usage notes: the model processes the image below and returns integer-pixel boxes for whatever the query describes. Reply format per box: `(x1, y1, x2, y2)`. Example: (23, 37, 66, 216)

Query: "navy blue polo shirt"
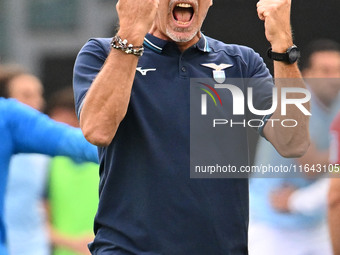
(73, 33, 273, 255)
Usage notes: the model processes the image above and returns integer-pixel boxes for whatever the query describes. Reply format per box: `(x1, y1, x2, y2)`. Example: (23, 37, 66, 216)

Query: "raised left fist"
(257, 0, 293, 52)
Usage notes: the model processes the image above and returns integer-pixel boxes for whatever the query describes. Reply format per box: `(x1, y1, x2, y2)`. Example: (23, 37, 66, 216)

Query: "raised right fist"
(116, 0, 159, 44)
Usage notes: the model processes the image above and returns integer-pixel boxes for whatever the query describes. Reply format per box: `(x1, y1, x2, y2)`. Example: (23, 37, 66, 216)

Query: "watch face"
(288, 47, 300, 63)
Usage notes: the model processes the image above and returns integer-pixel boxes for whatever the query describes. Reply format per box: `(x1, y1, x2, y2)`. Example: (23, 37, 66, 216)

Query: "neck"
(149, 26, 201, 52)
(176, 35, 201, 51)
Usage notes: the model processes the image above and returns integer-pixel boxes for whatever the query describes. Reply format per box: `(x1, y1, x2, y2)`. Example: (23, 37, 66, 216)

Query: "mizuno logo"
(136, 67, 157, 76)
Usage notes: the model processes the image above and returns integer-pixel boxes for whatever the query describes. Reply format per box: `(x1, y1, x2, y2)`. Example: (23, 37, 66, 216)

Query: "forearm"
(49, 225, 71, 248)
(45, 204, 75, 250)
(11, 101, 98, 163)
(79, 0, 158, 147)
(257, 0, 310, 157)
(49, 226, 92, 254)
(288, 179, 329, 215)
(80, 40, 142, 146)
(264, 62, 310, 157)
(56, 127, 98, 163)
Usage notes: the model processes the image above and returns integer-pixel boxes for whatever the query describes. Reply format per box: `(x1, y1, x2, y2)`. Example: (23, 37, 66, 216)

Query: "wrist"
(111, 35, 144, 57)
(270, 36, 293, 53)
(271, 42, 293, 53)
(117, 28, 146, 46)
(267, 45, 300, 64)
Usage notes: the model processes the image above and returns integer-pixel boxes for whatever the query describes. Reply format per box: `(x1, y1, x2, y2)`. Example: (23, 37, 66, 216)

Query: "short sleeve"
(73, 38, 111, 119)
(244, 48, 274, 137)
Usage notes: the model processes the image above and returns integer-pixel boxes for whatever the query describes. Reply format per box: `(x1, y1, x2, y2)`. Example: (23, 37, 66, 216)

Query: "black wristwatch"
(267, 45, 300, 64)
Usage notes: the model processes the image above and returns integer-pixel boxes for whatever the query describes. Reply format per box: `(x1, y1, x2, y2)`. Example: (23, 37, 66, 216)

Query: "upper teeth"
(177, 3, 192, 8)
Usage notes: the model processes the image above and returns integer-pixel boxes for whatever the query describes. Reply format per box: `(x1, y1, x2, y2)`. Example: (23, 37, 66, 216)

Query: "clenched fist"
(257, 0, 293, 52)
(116, 0, 159, 44)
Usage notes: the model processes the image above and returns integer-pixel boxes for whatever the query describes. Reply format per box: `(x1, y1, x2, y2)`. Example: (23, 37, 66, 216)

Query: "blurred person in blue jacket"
(0, 65, 98, 255)
(2, 65, 51, 255)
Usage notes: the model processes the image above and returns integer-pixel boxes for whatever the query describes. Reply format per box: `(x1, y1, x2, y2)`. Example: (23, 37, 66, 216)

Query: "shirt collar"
(195, 33, 211, 53)
(143, 32, 211, 54)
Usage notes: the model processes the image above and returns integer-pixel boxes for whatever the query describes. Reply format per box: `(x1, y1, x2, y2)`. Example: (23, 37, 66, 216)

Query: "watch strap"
(267, 45, 300, 64)
(267, 49, 290, 62)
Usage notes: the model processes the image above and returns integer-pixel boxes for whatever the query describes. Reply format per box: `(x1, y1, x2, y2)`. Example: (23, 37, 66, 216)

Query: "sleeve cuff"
(77, 95, 86, 120)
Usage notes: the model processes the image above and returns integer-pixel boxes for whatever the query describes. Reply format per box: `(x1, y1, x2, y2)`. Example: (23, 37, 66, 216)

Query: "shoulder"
(0, 97, 6, 110)
(204, 36, 270, 78)
(0, 97, 12, 107)
(0, 98, 26, 114)
(78, 38, 113, 60)
(0, 98, 49, 139)
(205, 36, 263, 64)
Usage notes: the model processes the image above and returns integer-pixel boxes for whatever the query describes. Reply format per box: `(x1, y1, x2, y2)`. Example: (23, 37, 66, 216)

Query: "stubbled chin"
(166, 27, 198, 43)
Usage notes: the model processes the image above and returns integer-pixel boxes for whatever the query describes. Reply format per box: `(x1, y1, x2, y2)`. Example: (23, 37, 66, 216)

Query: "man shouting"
(73, 0, 310, 254)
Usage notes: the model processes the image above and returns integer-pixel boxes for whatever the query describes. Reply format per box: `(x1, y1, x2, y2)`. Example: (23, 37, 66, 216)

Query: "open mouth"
(172, 3, 194, 25)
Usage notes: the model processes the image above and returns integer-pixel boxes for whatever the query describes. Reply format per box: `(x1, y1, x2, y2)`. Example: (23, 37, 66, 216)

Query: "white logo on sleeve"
(136, 67, 157, 76)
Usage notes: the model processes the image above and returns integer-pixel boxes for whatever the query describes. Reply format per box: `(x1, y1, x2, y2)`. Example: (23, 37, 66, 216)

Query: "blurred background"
(0, 0, 118, 100)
